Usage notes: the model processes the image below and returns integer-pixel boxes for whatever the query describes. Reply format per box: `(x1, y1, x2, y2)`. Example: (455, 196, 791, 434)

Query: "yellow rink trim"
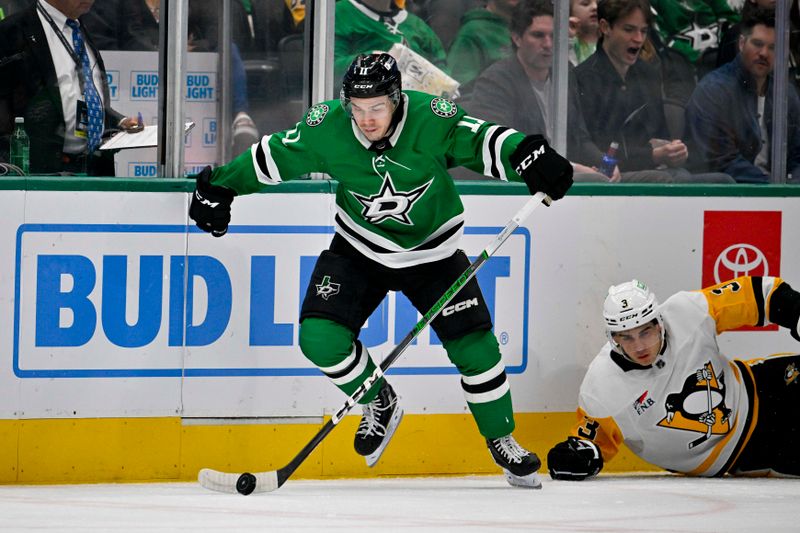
(0, 413, 659, 484)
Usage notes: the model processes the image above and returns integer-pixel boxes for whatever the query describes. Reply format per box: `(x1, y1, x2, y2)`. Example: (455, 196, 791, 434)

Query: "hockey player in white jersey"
(547, 276, 800, 480)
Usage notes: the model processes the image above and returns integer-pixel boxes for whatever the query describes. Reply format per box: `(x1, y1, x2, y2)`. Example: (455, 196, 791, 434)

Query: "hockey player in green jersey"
(189, 53, 573, 488)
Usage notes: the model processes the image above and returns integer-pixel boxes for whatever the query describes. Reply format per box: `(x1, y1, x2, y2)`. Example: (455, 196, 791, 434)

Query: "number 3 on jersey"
(577, 417, 600, 440)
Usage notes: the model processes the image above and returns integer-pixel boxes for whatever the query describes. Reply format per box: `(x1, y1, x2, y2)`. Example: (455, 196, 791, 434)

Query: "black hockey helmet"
(340, 53, 402, 114)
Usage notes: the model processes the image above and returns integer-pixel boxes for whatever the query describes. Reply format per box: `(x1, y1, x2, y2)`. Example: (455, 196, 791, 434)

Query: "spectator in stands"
(717, 0, 776, 68)
(569, 0, 599, 65)
(574, 0, 733, 183)
(716, 0, 799, 95)
(405, 0, 483, 50)
(0, 0, 143, 175)
(284, 0, 305, 30)
(0, 0, 31, 19)
(469, 0, 676, 183)
(334, 0, 446, 84)
(686, 9, 800, 184)
(446, 0, 517, 94)
(82, 0, 259, 153)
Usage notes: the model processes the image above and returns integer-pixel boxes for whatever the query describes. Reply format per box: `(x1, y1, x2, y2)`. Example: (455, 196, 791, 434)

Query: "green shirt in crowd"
(650, 0, 740, 64)
(446, 8, 513, 87)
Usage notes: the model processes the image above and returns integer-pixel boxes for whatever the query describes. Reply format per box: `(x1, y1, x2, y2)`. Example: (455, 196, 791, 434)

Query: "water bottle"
(599, 142, 619, 179)
(10, 116, 30, 175)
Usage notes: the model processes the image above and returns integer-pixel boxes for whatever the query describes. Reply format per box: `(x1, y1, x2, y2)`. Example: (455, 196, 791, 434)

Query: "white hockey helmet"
(603, 280, 664, 344)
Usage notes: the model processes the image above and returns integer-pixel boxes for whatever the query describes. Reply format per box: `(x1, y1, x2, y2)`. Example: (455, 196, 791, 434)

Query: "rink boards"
(0, 179, 798, 483)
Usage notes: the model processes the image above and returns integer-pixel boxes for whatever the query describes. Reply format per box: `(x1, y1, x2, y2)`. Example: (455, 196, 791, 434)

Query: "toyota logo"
(714, 243, 769, 283)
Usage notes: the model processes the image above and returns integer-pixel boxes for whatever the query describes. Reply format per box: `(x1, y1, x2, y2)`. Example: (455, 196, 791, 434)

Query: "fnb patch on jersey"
(430, 97, 457, 118)
(306, 104, 330, 126)
(633, 390, 655, 415)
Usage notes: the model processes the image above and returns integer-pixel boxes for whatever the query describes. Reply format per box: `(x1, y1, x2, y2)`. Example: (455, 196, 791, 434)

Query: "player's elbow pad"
(547, 437, 603, 481)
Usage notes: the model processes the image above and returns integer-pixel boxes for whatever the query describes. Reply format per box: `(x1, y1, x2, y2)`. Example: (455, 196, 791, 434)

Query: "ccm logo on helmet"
(353, 83, 374, 89)
(443, 298, 479, 317)
(514, 145, 546, 174)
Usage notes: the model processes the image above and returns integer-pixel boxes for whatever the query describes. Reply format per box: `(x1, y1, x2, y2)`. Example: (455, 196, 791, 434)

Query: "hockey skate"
(354, 380, 404, 467)
(487, 435, 543, 489)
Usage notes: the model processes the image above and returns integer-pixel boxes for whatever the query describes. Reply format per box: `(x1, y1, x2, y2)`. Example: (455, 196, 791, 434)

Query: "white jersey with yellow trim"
(572, 276, 788, 476)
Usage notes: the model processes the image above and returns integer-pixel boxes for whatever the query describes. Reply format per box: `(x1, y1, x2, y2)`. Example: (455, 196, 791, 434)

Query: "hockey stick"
(199, 191, 550, 495)
(689, 363, 713, 450)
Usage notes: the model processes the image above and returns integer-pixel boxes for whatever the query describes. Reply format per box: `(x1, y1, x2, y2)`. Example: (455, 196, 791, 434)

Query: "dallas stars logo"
(351, 174, 432, 225)
(431, 97, 457, 118)
(306, 104, 329, 127)
(315, 275, 340, 300)
(671, 22, 720, 53)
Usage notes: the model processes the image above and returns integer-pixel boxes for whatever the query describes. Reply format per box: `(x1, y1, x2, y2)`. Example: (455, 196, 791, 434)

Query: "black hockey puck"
(236, 472, 257, 495)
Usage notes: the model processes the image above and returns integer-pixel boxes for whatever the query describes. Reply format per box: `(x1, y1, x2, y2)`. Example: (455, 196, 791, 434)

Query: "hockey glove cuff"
(189, 165, 235, 237)
(547, 436, 603, 481)
(794, 315, 800, 343)
(510, 135, 574, 201)
(768, 281, 800, 342)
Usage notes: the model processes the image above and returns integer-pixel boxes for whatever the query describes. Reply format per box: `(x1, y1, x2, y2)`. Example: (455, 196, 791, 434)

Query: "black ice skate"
(354, 380, 404, 467)
(487, 435, 543, 488)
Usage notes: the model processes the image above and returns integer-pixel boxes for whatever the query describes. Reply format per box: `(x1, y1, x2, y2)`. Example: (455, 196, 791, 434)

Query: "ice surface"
(1, 473, 797, 532)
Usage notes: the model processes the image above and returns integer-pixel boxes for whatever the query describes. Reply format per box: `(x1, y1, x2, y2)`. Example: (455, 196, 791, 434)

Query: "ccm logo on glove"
(509, 135, 573, 201)
(194, 190, 223, 208)
(513, 144, 546, 175)
(189, 165, 235, 238)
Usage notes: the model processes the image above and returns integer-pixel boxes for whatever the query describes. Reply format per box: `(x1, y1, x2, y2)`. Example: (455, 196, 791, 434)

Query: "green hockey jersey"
(650, 0, 739, 63)
(210, 90, 528, 268)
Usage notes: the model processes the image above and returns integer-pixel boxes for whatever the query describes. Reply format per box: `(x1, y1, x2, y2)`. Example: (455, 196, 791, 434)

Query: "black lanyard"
(36, 0, 89, 93)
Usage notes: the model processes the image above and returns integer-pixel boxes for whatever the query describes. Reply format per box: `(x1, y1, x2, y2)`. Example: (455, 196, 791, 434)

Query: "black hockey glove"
(189, 165, 235, 237)
(547, 436, 603, 481)
(768, 281, 800, 342)
(510, 135, 573, 201)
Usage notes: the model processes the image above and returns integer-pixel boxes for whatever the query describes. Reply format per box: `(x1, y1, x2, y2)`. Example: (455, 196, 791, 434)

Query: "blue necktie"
(65, 19, 103, 153)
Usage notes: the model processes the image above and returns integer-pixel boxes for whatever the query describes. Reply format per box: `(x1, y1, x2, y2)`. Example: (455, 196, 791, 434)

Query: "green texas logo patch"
(431, 97, 457, 118)
(306, 104, 329, 126)
(315, 275, 340, 300)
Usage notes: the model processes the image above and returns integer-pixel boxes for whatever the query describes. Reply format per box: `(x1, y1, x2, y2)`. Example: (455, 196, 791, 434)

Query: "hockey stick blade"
(198, 468, 279, 495)
(198, 192, 550, 494)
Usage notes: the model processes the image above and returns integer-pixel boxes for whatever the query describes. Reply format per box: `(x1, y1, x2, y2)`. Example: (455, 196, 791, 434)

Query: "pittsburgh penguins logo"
(306, 104, 329, 127)
(785, 363, 800, 386)
(431, 97, 457, 118)
(315, 275, 340, 300)
(350, 173, 432, 225)
(657, 362, 731, 449)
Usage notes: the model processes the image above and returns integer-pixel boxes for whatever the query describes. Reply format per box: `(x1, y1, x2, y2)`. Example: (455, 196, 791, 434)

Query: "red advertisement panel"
(703, 211, 781, 331)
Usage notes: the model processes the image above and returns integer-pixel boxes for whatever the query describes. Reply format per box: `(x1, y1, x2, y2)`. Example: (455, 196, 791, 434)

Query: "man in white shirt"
(0, 0, 141, 175)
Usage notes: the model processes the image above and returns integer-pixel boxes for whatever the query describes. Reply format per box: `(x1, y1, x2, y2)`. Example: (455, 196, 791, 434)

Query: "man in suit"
(0, 0, 141, 175)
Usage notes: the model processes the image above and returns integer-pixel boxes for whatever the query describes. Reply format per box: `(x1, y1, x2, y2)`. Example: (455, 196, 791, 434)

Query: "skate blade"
(365, 407, 404, 467)
(504, 470, 543, 489)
